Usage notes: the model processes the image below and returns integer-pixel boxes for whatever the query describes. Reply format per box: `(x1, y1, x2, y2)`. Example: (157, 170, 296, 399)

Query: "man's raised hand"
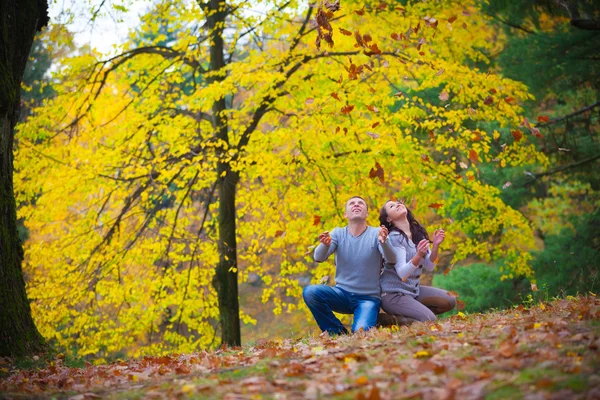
(378, 225, 389, 244)
(318, 231, 332, 247)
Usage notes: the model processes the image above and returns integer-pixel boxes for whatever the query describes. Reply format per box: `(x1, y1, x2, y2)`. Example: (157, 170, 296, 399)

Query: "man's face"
(344, 197, 368, 222)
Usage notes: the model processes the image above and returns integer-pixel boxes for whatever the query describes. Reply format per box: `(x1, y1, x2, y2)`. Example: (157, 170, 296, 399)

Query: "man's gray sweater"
(313, 226, 396, 298)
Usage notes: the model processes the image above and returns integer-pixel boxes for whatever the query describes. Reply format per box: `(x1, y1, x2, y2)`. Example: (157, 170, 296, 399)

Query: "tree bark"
(205, 0, 241, 347)
(0, 0, 49, 356)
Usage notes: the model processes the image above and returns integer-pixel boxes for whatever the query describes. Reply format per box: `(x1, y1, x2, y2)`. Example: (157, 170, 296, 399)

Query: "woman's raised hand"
(378, 225, 389, 244)
(432, 229, 446, 246)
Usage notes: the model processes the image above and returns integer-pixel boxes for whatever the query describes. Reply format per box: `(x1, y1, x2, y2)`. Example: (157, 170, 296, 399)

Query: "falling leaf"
(429, 131, 435, 141)
(305, 98, 315, 105)
(435, 69, 445, 76)
(537, 115, 549, 123)
(468, 149, 479, 164)
(489, 88, 497, 94)
(448, 15, 458, 23)
(275, 230, 285, 237)
(511, 130, 523, 142)
(394, 91, 404, 97)
(461, 10, 470, 16)
(366, 131, 380, 139)
(324, 0, 340, 12)
(330, 92, 341, 101)
(439, 91, 449, 101)
(456, 299, 465, 310)
(319, 275, 330, 284)
(459, 161, 468, 169)
(531, 127, 543, 138)
(558, 147, 570, 152)
(372, 122, 380, 128)
(341, 104, 355, 114)
(428, 203, 443, 209)
(377, 2, 387, 11)
(483, 96, 494, 106)
(421, 154, 431, 163)
(504, 96, 516, 104)
(467, 107, 477, 118)
(369, 162, 385, 183)
(531, 283, 538, 292)
(502, 182, 512, 189)
(367, 105, 379, 113)
(313, 215, 322, 226)
(354, 7, 365, 16)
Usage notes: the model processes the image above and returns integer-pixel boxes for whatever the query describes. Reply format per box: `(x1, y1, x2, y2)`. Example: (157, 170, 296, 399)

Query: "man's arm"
(313, 229, 338, 262)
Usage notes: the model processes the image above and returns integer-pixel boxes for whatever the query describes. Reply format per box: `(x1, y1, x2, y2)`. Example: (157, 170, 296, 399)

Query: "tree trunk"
(205, 0, 241, 346)
(0, 0, 49, 357)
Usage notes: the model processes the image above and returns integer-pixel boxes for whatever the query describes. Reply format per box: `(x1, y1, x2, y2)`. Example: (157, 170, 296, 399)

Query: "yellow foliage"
(16, 0, 545, 357)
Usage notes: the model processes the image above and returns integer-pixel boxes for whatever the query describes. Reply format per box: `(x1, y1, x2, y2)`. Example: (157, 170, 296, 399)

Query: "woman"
(379, 200, 456, 321)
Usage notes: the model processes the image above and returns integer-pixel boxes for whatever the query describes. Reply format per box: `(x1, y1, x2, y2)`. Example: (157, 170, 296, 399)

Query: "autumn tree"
(0, 0, 49, 357)
(17, 0, 548, 357)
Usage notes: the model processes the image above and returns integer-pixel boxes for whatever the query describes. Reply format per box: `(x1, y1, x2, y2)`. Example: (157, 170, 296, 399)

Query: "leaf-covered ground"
(1, 296, 599, 399)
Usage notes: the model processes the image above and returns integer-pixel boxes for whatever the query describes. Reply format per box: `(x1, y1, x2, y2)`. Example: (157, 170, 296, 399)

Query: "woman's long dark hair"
(379, 201, 429, 245)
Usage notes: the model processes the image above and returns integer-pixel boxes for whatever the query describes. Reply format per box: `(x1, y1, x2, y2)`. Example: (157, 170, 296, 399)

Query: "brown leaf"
(497, 339, 516, 358)
(372, 122, 380, 128)
(531, 127, 543, 138)
(429, 131, 435, 141)
(468, 149, 479, 164)
(339, 27, 352, 36)
(390, 32, 400, 40)
(428, 203, 443, 209)
(489, 88, 497, 94)
(448, 15, 458, 23)
(446, 290, 459, 298)
(394, 91, 404, 97)
(354, 7, 365, 16)
(456, 299, 465, 310)
(341, 105, 355, 115)
(275, 230, 285, 238)
(377, 2, 387, 11)
(369, 162, 385, 183)
(324, 0, 340, 12)
(483, 96, 494, 106)
(531, 283, 538, 292)
(504, 96, 516, 104)
(354, 31, 364, 47)
(362, 34, 373, 43)
(537, 115, 549, 123)
(305, 98, 315, 105)
(511, 130, 523, 142)
(421, 154, 431, 163)
(331, 92, 341, 101)
(313, 215, 322, 226)
(435, 69, 445, 76)
(367, 105, 380, 113)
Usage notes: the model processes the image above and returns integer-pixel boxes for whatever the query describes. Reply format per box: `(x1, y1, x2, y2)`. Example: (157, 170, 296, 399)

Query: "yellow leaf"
(414, 350, 432, 358)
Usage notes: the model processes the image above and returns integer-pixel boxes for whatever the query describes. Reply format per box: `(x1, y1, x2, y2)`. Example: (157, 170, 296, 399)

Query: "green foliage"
(533, 210, 600, 297)
(433, 263, 528, 312)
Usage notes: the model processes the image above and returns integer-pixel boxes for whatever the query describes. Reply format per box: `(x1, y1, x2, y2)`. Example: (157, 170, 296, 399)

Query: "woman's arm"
(391, 236, 424, 280)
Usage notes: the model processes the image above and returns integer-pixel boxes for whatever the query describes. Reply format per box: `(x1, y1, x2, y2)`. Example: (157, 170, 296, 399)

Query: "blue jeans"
(302, 285, 381, 334)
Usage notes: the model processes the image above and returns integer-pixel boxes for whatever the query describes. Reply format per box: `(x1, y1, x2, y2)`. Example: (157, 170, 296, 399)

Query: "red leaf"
(511, 130, 523, 142)
(275, 230, 285, 238)
(489, 88, 497, 94)
(331, 92, 341, 101)
(341, 105, 355, 114)
(537, 115, 550, 123)
(468, 149, 479, 164)
(483, 96, 494, 106)
(372, 122, 380, 128)
(354, 7, 365, 16)
(377, 2, 387, 11)
(362, 34, 373, 43)
(369, 162, 385, 183)
(313, 215, 322, 226)
(504, 96, 516, 104)
(391, 33, 400, 40)
(428, 203, 443, 209)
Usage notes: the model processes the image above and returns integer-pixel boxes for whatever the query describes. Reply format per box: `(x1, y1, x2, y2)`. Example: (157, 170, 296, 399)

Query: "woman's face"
(384, 200, 407, 222)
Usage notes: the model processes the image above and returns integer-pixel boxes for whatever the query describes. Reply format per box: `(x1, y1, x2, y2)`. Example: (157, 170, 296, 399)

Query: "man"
(303, 196, 397, 335)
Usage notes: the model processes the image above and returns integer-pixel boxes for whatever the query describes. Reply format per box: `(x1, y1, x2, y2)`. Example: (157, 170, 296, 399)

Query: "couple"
(303, 196, 456, 335)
